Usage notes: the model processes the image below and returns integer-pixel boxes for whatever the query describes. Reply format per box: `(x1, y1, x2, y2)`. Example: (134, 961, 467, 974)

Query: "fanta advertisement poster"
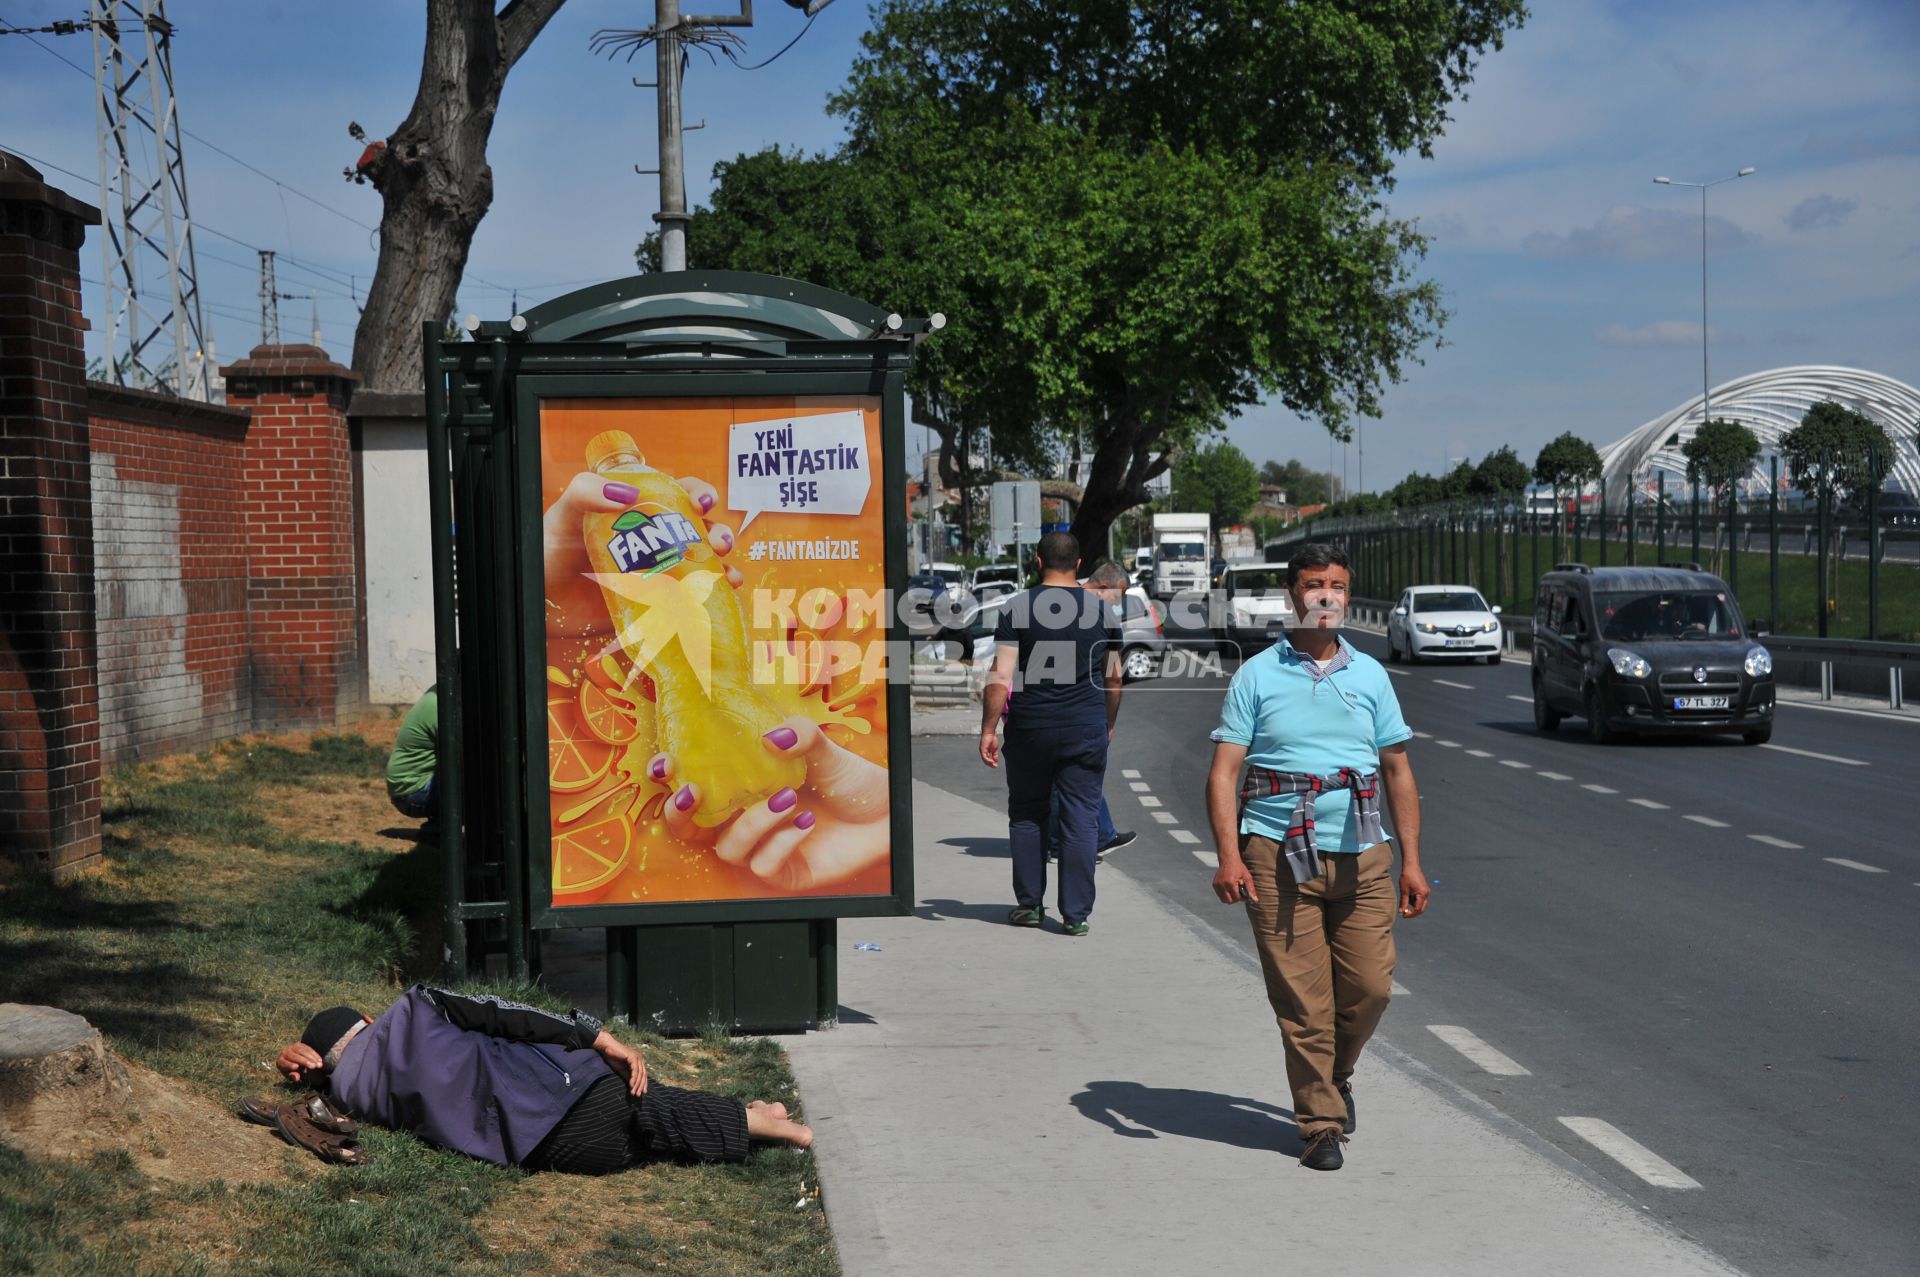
(539, 397, 894, 908)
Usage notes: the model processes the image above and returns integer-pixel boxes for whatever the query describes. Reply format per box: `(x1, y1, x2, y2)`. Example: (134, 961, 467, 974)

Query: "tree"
(348, 0, 568, 390)
(1260, 458, 1332, 507)
(1470, 445, 1530, 502)
(1682, 419, 1760, 571)
(1439, 459, 1478, 502)
(1533, 431, 1603, 549)
(1171, 441, 1261, 553)
(672, 0, 1528, 560)
(1780, 400, 1895, 613)
(1388, 471, 1443, 509)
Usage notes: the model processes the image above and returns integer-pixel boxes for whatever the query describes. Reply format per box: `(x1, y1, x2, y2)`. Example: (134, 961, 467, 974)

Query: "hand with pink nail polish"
(542, 470, 744, 638)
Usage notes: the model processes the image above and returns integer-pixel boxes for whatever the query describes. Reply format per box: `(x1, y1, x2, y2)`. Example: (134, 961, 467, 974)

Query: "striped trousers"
(521, 1075, 751, 1174)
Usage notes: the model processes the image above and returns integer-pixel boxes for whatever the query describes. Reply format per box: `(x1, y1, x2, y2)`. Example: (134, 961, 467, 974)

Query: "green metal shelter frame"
(425, 272, 924, 1027)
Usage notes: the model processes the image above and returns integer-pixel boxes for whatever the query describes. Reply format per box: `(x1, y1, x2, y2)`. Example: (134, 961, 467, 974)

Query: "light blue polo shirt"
(1210, 635, 1412, 851)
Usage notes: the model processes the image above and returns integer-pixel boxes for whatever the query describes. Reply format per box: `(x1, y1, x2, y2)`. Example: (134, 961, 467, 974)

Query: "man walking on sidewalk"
(980, 532, 1123, 936)
(1046, 561, 1137, 864)
(1204, 542, 1431, 1170)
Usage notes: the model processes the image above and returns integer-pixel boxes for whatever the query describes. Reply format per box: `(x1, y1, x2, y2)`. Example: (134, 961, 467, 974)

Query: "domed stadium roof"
(1596, 366, 1920, 510)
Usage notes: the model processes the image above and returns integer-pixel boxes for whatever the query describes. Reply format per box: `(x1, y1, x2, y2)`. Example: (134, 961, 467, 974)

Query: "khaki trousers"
(1240, 835, 1397, 1136)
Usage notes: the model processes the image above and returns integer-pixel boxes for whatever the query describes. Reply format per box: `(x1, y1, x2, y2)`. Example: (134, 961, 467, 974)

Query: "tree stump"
(0, 1004, 131, 1126)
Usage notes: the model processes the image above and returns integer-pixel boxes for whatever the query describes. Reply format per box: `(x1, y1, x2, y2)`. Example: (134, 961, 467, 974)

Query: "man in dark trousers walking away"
(979, 531, 1123, 936)
(1205, 543, 1430, 1171)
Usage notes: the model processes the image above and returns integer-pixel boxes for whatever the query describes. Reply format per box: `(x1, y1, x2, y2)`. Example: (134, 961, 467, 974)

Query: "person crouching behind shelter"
(275, 984, 811, 1173)
(979, 531, 1123, 937)
(1204, 542, 1430, 1171)
(385, 685, 437, 825)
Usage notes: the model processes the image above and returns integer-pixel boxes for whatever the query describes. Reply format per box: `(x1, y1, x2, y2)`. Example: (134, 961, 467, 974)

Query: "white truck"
(1150, 512, 1211, 598)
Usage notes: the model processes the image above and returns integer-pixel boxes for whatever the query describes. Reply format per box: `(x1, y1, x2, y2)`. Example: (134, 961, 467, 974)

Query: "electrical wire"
(722, 13, 817, 70)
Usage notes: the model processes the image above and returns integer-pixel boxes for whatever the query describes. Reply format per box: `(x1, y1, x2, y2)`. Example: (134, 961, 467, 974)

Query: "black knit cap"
(300, 1006, 364, 1060)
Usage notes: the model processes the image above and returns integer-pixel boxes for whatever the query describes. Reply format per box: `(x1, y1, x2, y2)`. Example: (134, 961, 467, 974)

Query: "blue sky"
(5, 0, 1917, 489)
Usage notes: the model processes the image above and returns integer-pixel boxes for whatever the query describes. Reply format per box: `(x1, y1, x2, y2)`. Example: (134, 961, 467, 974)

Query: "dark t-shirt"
(994, 585, 1119, 729)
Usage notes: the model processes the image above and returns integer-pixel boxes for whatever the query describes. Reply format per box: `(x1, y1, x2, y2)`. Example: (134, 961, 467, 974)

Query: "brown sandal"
(273, 1104, 371, 1166)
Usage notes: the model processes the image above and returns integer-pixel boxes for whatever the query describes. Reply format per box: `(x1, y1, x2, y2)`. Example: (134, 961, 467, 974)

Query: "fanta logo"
(607, 509, 703, 574)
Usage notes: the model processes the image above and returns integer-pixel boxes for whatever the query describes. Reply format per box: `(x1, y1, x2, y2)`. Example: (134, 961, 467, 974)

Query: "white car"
(1213, 564, 1296, 653)
(1386, 585, 1503, 665)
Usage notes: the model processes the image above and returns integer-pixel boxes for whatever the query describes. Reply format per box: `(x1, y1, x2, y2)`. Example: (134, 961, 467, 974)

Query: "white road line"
(1582, 783, 1618, 794)
(1507, 694, 1533, 704)
(1466, 749, 1495, 758)
(1391, 980, 1411, 997)
(1824, 858, 1887, 874)
(1426, 1025, 1531, 1076)
(1557, 1118, 1701, 1190)
(1537, 771, 1571, 781)
(1129, 781, 1152, 792)
(1759, 743, 1870, 767)
(1386, 667, 1410, 678)
(1434, 739, 1462, 748)
(1138, 795, 1163, 808)
(1776, 699, 1920, 724)
(1629, 798, 1670, 810)
(1191, 848, 1216, 865)
(1413, 730, 1433, 739)
(1122, 769, 1142, 779)
(1748, 834, 1802, 849)
(1169, 830, 1201, 845)
(1683, 815, 1730, 828)
(1433, 679, 1474, 690)
(1151, 811, 1179, 825)
(1499, 759, 1530, 769)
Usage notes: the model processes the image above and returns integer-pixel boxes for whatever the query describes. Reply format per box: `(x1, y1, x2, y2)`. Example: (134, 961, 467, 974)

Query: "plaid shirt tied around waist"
(1238, 765, 1384, 884)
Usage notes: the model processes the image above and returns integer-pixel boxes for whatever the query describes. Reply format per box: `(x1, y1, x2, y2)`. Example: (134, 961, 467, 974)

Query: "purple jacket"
(328, 985, 614, 1167)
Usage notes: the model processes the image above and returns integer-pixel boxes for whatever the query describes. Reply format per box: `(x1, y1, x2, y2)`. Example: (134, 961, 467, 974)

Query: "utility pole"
(258, 251, 280, 345)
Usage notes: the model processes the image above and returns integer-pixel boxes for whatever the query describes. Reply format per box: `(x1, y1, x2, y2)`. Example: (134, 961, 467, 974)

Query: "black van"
(1530, 563, 1776, 745)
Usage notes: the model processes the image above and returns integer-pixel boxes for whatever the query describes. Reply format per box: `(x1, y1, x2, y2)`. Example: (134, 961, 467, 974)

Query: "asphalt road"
(917, 628, 1920, 1276)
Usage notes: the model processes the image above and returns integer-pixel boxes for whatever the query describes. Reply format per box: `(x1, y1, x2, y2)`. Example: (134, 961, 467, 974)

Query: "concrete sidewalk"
(782, 780, 1740, 1277)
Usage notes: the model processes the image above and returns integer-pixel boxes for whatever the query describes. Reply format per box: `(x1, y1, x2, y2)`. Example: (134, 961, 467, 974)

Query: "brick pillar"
(0, 152, 104, 877)
(219, 344, 365, 730)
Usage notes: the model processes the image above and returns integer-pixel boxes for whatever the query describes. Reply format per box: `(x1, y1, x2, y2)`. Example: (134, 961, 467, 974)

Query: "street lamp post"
(1653, 166, 1753, 574)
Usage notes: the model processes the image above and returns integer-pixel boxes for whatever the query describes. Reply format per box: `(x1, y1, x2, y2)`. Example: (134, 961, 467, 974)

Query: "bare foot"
(746, 1099, 790, 1121)
(744, 1101, 813, 1149)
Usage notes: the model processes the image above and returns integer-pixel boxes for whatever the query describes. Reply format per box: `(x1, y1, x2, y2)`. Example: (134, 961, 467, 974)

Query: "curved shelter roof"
(1595, 366, 1920, 510)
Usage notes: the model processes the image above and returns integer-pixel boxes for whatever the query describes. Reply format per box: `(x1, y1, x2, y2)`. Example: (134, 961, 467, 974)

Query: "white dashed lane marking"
(1557, 1118, 1702, 1190)
(1466, 749, 1494, 759)
(1122, 769, 1142, 779)
(1426, 1025, 1531, 1076)
(1128, 782, 1151, 792)
(1169, 830, 1200, 845)
(1683, 815, 1730, 828)
(1151, 811, 1178, 825)
(1824, 858, 1887, 874)
(1630, 798, 1670, 810)
(1759, 743, 1869, 767)
(1434, 739, 1461, 748)
(1191, 848, 1216, 865)
(1499, 759, 1530, 769)
(1537, 771, 1571, 781)
(1386, 668, 1409, 678)
(1506, 694, 1533, 704)
(1582, 784, 1618, 794)
(1138, 795, 1162, 808)
(1748, 835, 1802, 849)
(1391, 980, 1411, 997)
(1432, 679, 1474, 690)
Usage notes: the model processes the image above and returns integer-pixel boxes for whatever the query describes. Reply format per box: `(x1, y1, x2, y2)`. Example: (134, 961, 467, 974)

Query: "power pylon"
(91, 1, 211, 399)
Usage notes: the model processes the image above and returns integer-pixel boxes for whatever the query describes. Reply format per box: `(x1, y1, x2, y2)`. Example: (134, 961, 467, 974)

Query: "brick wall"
(0, 153, 104, 875)
(87, 384, 251, 762)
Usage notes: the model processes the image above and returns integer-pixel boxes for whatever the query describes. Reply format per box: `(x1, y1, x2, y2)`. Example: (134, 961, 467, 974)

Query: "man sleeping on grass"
(266, 984, 811, 1172)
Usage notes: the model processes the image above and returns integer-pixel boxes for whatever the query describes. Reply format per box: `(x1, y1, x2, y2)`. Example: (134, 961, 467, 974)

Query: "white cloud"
(1785, 193, 1860, 231)
(1523, 207, 1756, 262)
(1595, 320, 1712, 347)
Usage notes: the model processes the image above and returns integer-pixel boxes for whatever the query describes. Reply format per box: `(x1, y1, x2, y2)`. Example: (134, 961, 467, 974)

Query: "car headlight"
(1481, 619, 1498, 632)
(1607, 648, 1651, 679)
(1416, 622, 1439, 634)
(1745, 646, 1773, 677)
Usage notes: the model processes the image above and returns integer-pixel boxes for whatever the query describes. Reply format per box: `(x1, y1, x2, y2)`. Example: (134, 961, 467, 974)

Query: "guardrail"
(1350, 595, 1916, 709)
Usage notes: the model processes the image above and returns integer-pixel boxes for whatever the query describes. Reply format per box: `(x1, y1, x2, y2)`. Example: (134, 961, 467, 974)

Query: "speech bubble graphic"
(729, 410, 871, 531)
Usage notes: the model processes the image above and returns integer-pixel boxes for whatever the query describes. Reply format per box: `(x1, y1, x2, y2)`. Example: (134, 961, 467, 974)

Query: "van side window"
(1534, 586, 1556, 630)
(1558, 592, 1585, 635)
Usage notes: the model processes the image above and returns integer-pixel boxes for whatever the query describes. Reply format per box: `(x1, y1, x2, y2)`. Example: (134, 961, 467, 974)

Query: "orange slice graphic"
(579, 680, 641, 746)
(549, 696, 614, 792)
(553, 811, 632, 894)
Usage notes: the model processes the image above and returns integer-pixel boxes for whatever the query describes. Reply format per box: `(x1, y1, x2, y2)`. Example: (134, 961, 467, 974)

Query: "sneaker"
(1006, 906, 1044, 927)
(1061, 919, 1090, 937)
(1299, 1127, 1347, 1171)
(1339, 1083, 1356, 1135)
(1096, 830, 1137, 861)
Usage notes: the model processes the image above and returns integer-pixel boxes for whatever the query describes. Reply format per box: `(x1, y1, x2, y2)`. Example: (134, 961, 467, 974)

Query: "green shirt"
(386, 686, 438, 800)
